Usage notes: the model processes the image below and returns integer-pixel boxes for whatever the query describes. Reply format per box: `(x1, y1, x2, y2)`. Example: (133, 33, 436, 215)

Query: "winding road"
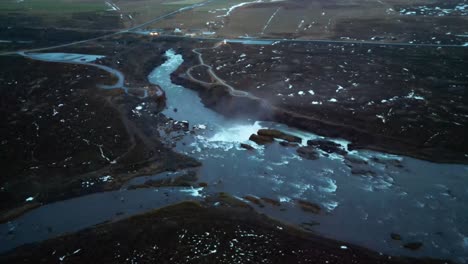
(187, 43, 259, 99)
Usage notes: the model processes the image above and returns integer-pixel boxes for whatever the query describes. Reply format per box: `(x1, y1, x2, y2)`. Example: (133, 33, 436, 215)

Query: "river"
(149, 49, 468, 263)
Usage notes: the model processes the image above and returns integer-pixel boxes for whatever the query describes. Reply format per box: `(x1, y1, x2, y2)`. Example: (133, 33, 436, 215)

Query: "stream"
(1, 49, 467, 263)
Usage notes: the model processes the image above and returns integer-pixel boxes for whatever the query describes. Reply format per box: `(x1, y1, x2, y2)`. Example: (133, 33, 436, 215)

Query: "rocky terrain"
(0, 37, 202, 222)
(172, 39, 468, 163)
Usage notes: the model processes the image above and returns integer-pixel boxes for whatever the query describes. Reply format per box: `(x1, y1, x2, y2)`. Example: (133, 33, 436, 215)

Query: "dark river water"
(1, 50, 467, 263)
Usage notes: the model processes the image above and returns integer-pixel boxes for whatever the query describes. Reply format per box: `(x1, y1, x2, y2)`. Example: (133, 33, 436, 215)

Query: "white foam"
(208, 122, 263, 143)
(319, 177, 337, 193)
(324, 201, 339, 211)
(405, 90, 425, 101)
(99, 175, 113, 182)
(180, 187, 204, 197)
(271, 160, 289, 166)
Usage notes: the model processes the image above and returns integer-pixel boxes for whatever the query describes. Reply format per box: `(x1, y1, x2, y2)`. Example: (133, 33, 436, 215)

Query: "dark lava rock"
(345, 155, 373, 176)
(173, 120, 190, 131)
(371, 157, 404, 168)
(346, 155, 375, 176)
(243, 196, 265, 207)
(261, 197, 281, 207)
(403, 242, 423, 250)
(350, 168, 377, 177)
(296, 146, 319, 160)
(279, 141, 299, 147)
(180, 121, 190, 131)
(199, 83, 271, 119)
(148, 85, 166, 108)
(307, 139, 348, 156)
(296, 200, 321, 214)
(345, 155, 368, 166)
(240, 143, 255, 150)
(249, 134, 274, 145)
(391, 233, 402, 241)
(128, 171, 198, 189)
(301, 221, 321, 231)
(258, 129, 302, 143)
(128, 88, 147, 97)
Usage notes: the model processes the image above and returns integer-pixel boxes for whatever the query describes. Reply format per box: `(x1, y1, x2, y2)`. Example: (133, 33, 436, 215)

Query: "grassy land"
(144, 0, 249, 30)
(0, 0, 195, 30)
(164, 0, 206, 5)
(195, 0, 253, 11)
(0, 0, 107, 14)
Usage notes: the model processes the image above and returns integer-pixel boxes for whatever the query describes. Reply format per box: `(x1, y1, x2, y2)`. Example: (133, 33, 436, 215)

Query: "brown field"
(1, 0, 466, 44)
(147, 0, 468, 44)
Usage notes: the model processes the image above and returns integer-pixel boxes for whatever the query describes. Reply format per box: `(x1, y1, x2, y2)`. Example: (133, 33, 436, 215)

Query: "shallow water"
(1, 49, 467, 263)
(21, 52, 126, 91)
(225, 39, 275, 45)
(24, 53, 105, 63)
(0, 186, 204, 253)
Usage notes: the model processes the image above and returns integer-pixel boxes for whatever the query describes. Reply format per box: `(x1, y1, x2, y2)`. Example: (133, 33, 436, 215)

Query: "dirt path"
(187, 43, 259, 99)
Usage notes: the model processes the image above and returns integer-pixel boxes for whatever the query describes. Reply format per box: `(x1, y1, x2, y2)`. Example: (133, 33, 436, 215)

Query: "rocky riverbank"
(0, 42, 200, 222)
(171, 39, 468, 164)
(0, 200, 451, 264)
